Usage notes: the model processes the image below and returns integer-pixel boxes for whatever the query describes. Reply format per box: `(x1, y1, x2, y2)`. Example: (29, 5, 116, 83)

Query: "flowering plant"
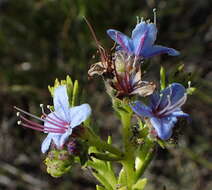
(15, 10, 194, 190)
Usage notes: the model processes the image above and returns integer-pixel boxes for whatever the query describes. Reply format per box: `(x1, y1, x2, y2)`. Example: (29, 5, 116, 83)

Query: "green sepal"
(160, 66, 166, 90)
(48, 78, 60, 97)
(66, 75, 74, 104)
(132, 178, 147, 190)
(48, 76, 81, 107)
(72, 80, 79, 106)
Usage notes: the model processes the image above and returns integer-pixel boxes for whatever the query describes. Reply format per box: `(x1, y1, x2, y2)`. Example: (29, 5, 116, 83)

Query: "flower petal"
(53, 85, 70, 120)
(169, 83, 186, 105)
(150, 116, 177, 140)
(157, 83, 186, 111)
(44, 112, 66, 131)
(130, 101, 153, 117)
(59, 128, 73, 147)
(131, 81, 156, 97)
(171, 110, 189, 117)
(160, 83, 187, 115)
(68, 104, 91, 128)
(51, 134, 62, 148)
(41, 134, 52, 153)
(132, 22, 157, 55)
(142, 45, 180, 58)
(150, 92, 160, 110)
(107, 29, 133, 52)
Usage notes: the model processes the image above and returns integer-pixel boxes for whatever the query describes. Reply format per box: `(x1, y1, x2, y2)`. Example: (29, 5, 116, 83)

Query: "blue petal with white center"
(107, 21, 180, 58)
(131, 83, 188, 140)
(41, 85, 92, 153)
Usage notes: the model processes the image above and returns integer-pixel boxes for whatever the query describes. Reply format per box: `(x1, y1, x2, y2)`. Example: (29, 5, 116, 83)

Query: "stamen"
(157, 93, 172, 115)
(163, 94, 187, 116)
(46, 113, 68, 127)
(40, 104, 68, 126)
(154, 94, 163, 110)
(40, 104, 45, 115)
(153, 8, 157, 25)
(47, 105, 52, 111)
(146, 19, 151, 23)
(14, 106, 46, 123)
(19, 114, 66, 133)
(20, 122, 64, 133)
(14, 106, 68, 130)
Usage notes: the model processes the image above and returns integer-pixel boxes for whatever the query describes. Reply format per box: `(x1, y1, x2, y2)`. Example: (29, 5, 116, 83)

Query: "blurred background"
(0, 0, 211, 189)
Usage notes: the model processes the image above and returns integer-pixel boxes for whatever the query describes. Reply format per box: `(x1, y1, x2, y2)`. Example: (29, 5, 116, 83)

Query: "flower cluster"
(14, 11, 191, 188)
(88, 13, 188, 140)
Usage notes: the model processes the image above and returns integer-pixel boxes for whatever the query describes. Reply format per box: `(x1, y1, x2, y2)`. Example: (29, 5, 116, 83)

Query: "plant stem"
(135, 144, 155, 181)
(120, 111, 136, 189)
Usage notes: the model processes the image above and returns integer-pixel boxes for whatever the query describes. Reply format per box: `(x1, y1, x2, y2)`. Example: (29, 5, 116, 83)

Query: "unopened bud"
(44, 150, 74, 178)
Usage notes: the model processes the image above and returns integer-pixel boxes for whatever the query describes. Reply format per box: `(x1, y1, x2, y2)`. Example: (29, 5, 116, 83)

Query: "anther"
(40, 104, 43, 108)
(16, 112, 20, 117)
(146, 19, 151, 23)
(17, 121, 22, 125)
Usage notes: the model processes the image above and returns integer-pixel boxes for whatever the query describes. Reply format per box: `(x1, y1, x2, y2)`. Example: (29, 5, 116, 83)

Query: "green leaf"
(92, 171, 113, 190)
(118, 168, 127, 186)
(132, 178, 147, 190)
(96, 185, 106, 190)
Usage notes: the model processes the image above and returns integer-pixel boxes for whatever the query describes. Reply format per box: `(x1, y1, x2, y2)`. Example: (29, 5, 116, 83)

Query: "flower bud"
(44, 149, 74, 178)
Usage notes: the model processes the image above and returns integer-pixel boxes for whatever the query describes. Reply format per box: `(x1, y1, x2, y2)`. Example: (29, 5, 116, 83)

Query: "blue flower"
(107, 21, 180, 58)
(131, 83, 188, 140)
(15, 85, 91, 153)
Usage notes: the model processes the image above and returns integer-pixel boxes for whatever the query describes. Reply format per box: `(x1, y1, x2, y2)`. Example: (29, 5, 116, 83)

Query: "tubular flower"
(107, 50, 156, 98)
(15, 85, 91, 153)
(107, 20, 180, 58)
(131, 83, 188, 140)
